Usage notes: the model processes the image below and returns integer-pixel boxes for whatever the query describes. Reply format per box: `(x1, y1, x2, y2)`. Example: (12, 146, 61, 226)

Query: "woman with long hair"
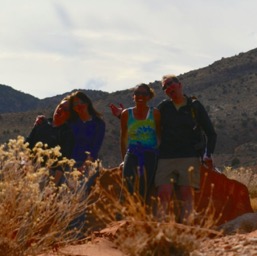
(69, 91, 105, 168)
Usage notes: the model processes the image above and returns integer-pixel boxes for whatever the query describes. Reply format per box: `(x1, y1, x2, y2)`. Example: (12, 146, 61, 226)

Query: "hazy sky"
(1, 0, 256, 99)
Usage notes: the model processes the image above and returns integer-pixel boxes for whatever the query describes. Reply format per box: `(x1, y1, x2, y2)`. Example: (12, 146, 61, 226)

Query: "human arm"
(193, 101, 217, 157)
(200, 109, 216, 157)
(109, 103, 124, 119)
(120, 109, 129, 160)
(194, 101, 217, 168)
(25, 126, 38, 149)
(59, 125, 75, 159)
(34, 115, 46, 126)
(153, 108, 161, 146)
(26, 118, 48, 148)
(90, 119, 106, 161)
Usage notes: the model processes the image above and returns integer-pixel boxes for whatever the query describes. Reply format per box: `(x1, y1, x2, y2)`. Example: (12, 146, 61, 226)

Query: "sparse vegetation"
(88, 169, 220, 256)
(1, 48, 257, 254)
(0, 137, 257, 255)
(0, 136, 93, 255)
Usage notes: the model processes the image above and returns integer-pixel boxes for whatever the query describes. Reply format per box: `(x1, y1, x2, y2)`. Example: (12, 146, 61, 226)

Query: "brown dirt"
(41, 222, 257, 256)
(192, 230, 257, 255)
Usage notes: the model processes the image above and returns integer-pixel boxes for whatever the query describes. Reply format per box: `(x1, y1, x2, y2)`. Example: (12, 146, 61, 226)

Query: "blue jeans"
(123, 151, 158, 202)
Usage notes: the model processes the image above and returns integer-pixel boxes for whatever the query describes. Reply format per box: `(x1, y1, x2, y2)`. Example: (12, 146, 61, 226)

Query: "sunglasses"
(134, 91, 150, 96)
(162, 81, 179, 91)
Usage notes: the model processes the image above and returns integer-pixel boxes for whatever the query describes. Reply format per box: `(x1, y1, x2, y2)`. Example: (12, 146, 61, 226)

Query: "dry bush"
(88, 170, 220, 256)
(113, 220, 219, 256)
(0, 136, 93, 255)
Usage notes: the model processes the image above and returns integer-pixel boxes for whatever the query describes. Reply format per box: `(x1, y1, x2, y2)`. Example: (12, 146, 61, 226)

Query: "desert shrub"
(113, 220, 214, 256)
(0, 136, 93, 255)
(89, 169, 219, 256)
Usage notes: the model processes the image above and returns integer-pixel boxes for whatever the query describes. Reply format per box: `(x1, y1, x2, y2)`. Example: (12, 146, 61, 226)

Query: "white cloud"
(0, 0, 257, 98)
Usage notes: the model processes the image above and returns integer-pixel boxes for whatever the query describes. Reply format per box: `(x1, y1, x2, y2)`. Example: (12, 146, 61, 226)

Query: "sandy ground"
(53, 238, 125, 256)
(40, 223, 257, 256)
(192, 230, 257, 255)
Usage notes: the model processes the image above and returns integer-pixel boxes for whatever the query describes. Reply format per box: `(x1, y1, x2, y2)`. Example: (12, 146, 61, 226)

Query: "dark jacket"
(69, 116, 105, 164)
(26, 118, 74, 159)
(157, 96, 217, 159)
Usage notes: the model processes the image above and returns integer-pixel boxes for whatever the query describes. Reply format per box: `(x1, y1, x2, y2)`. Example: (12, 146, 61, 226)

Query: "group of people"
(110, 74, 217, 223)
(26, 73, 217, 224)
(26, 90, 105, 188)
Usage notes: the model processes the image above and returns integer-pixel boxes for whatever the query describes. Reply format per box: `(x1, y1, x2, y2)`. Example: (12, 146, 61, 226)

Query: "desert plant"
(88, 169, 220, 256)
(0, 136, 93, 255)
(113, 219, 220, 256)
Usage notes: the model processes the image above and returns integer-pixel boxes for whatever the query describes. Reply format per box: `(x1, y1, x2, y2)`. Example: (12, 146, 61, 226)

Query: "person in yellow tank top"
(120, 83, 161, 203)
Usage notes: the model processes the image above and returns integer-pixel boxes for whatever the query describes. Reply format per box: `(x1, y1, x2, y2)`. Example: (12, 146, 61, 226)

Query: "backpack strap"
(188, 96, 199, 128)
(188, 96, 206, 159)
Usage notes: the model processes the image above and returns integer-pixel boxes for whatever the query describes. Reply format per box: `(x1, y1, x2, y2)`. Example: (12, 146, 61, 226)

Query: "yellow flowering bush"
(0, 136, 90, 255)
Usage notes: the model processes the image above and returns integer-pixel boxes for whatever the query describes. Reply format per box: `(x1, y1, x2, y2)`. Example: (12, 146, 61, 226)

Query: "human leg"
(123, 152, 138, 195)
(141, 151, 158, 203)
(157, 183, 172, 210)
(176, 157, 200, 223)
(155, 159, 179, 220)
(177, 185, 194, 223)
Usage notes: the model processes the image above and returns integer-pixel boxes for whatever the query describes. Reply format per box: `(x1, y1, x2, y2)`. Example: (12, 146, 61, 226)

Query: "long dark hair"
(70, 91, 103, 121)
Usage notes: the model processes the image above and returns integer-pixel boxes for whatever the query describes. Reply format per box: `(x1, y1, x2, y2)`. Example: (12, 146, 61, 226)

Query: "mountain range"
(1, 48, 257, 169)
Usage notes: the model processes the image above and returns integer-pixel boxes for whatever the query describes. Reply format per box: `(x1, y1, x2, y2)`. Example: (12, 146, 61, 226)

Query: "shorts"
(155, 157, 200, 189)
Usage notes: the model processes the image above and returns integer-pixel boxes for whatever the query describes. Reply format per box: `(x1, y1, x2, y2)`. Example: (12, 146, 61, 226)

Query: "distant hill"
(0, 84, 39, 113)
(1, 48, 257, 169)
(0, 85, 110, 114)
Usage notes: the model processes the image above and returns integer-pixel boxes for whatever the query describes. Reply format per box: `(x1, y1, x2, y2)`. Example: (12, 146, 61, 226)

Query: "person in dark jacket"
(155, 74, 217, 223)
(69, 91, 105, 167)
(68, 91, 105, 196)
(109, 75, 217, 223)
(28, 91, 105, 189)
(67, 91, 105, 233)
(26, 96, 74, 186)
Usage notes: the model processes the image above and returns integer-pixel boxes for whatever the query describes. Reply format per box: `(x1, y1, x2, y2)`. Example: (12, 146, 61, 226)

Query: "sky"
(1, 0, 257, 99)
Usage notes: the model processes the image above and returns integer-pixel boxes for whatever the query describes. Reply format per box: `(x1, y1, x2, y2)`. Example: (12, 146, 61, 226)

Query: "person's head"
(70, 91, 102, 120)
(133, 83, 155, 103)
(161, 74, 183, 100)
(52, 96, 71, 127)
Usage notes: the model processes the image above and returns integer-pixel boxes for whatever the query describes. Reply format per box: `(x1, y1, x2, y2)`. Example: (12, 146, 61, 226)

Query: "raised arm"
(109, 103, 124, 119)
(153, 107, 161, 146)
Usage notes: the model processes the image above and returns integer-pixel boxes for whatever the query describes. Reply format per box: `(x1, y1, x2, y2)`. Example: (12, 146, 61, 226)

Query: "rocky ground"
(192, 230, 257, 255)
(41, 222, 257, 256)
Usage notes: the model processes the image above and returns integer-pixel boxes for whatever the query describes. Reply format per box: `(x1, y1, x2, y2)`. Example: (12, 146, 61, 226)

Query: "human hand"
(109, 103, 124, 119)
(34, 115, 46, 126)
(203, 156, 214, 170)
(119, 161, 124, 170)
